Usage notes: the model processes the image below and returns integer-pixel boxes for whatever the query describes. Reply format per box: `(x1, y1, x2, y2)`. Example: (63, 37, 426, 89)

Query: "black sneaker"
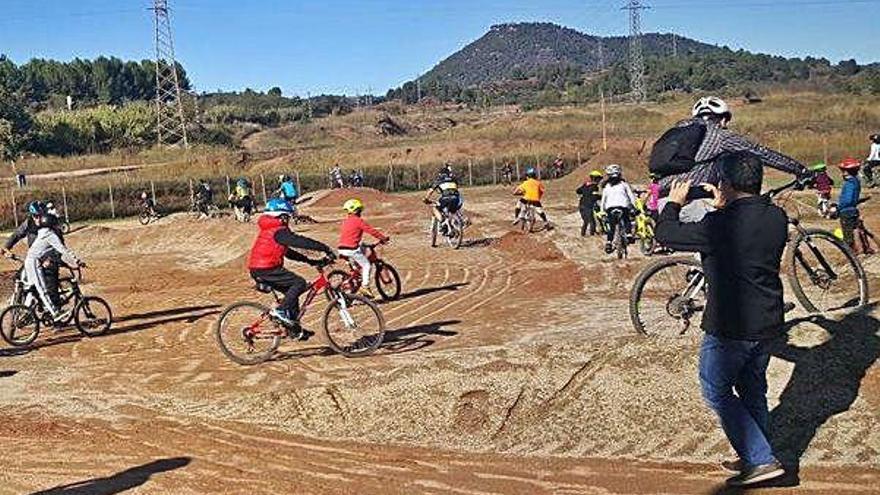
(783, 302, 796, 313)
(721, 458, 744, 473)
(726, 461, 785, 486)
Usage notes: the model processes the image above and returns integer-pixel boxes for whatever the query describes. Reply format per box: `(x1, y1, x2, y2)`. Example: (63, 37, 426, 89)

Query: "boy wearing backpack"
(649, 97, 810, 199)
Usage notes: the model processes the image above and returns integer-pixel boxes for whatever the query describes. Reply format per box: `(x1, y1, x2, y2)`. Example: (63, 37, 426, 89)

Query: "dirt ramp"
(309, 187, 421, 215)
(493, 231, 564, 262)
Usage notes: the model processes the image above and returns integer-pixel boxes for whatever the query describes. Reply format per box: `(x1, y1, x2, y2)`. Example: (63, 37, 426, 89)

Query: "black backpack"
(648, 121, 707, 178)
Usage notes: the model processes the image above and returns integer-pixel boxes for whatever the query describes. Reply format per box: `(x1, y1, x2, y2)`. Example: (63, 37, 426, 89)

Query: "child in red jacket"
(338, 199, 389, 298)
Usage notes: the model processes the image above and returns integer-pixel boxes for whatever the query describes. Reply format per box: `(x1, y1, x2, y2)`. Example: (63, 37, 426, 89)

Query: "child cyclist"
(423, 169, 463, 235)
(338, 199, 390, 299)
(247, 198, 335, 337)
(837, 158, 863, 252)
(513, 167, 551, 230)
(25, 206, 84, 323)
(600, 164, 637, 254)
(810, 162, 834, 216)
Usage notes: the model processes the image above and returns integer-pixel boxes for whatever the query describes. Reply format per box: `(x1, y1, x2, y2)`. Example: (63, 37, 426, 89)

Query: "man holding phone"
(656, 151, 788, 487)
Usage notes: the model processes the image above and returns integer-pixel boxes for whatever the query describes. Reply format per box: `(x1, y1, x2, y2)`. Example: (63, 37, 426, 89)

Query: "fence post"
(577, 149, 581, 167)
(150, 180, 156, 205)
(260, 174, 267, 203)
(492, 157, 497, 185)
(468, 159, 473, 186)
(515, 156, 521, 181)
(295, 171, 301, 194)
(416, 161, 421, 190)
(108, 182, 115, 218)
(823, 136, 829, 165)
(535, 154, 541, 179)
(226, 176, 231, 198)
(61, 185, 69, 224)
(10, 190, 18, 226)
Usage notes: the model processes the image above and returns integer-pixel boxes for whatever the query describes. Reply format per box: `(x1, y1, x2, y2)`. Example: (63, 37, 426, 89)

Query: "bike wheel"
(139, 212, 150, 225)
(0, 304, 40, 346)
(74, 296, 113, 337)
(787, 228, 869, 313)
(215, 302, 281, 365)
(445, 216, 464, 249)
(615, 221, 627, 260)
(322, 294, 385, 357)
(629, 256, 704, 336)
(430, 219, 438, 248)
(375, 262, 401, 300)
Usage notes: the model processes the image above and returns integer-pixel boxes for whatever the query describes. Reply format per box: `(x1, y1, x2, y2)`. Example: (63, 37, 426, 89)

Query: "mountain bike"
(634, 198, 656, 256)
(228, 196, 254, 223)
(607, 208, 629, 260)
(593, 208, 607, 236)
(629, 179, 869, 336)
(328, 242, 402, 301)
(0, 256, 112, 346)
(190, 194, 220, 219)
(514, 202, 538, 234)
(215, 258, 386, 365)
(816, 193, 833, 219)
(427, 201, 466, 249)
(138, 204, 163, 225)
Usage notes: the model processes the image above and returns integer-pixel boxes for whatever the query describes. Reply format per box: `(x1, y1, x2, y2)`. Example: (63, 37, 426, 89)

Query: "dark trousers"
(250, 268, 308, 319)
(43, 259, 61, 307)
(840, 212, 859, 249)
(606, 207, 631, 243)
(579, 207, 596, 236)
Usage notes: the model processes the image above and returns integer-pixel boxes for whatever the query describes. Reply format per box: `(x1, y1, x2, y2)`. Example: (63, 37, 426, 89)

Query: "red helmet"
(838, 157, 862, 170)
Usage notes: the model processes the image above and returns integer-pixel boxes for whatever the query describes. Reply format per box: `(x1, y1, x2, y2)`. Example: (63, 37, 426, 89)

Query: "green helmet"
(810, 162, 827, 172)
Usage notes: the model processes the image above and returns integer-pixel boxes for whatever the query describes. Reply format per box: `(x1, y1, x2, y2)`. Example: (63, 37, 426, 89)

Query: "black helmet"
(871, 134, 880, 144)
(27, 200, 46, 217)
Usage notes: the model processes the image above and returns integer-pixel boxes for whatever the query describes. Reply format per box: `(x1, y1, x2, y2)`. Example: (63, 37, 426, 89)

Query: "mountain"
(419, 22, 717, 88)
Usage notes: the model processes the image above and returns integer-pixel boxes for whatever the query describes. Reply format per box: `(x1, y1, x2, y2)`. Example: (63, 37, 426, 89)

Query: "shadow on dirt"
(0, 347, 31, 358)
(392, 283, 469, 303)
(707, 306, 880, 494)
(380, 319, 460, 355)
(29, 456, 191, 495)
(0, 370, 17, 378)
(460, 237, 496, 248)
(28, 305, 222, 351)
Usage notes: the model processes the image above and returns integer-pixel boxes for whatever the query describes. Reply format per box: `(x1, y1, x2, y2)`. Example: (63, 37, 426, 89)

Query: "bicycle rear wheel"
(615, 220, 627, 260)
(375, 262, 401, 300)
(139, 212, 151, 225)
(215, 302, 282, 365)
(0, 304, 40, 346)
(430, 218, 438, 248)
(629, 256, 704, 336)
(787, 228, 869, 313)
(74, 296, 113, 337)
(445, 216, 464, 249)
(322, 294, 385, 357)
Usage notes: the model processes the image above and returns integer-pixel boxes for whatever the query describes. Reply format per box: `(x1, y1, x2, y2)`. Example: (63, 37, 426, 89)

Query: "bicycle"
(138, 204, 163, 225)
(427, 201, 466, 249)
(1, 256, 112, 346)
(592, 208, 607, 236)
(629, 178, 869, 336)
(606, 208, 630, 260)
(215, 258, 386, 365)
(633, 198, 656, 256)
(816, 193, 833, 219)
(228, 196, 254, 223)
(328, 242, 402, 301)
(190, 195, 220, 219)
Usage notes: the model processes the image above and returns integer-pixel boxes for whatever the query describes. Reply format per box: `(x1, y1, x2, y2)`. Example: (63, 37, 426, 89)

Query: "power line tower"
(622, 0, 648, 102)
(151, 0, 188, 148)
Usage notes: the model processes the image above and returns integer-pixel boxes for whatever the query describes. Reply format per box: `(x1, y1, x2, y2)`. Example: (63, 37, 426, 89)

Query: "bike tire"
(639, 236, 655, 257)
(430, 218, 438, 248)
(786, 228, 869, 314)
(322, 294, 385, 357)
(74, 296, 113, 337)
(0, 304, 40, 347)
(375, 262, 402, 300)
(215, 302, 281, 365)
(615, 221, 627, 260)
(629, 256, 702, 336)
(453, 217, 464, 249)
(138, 212, 150, 225)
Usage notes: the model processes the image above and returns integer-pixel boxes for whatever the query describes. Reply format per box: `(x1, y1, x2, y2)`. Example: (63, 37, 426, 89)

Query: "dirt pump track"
(1, 169, 880, 494)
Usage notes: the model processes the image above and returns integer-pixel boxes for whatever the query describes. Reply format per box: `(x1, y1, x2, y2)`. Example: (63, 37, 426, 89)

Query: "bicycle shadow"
(707, 305, 880, 494)
(379, 319, 460, 355)
(460, 237, 496, 248)
(29, 456, 191, 495)
(27, 305, 222, 351)
(0, 370, 17, 378)
(389, 283, 469, 303)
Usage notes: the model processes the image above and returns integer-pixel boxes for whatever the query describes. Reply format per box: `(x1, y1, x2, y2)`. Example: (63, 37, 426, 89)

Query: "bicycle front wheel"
(215, 302, 281, 365)
(629, 256, 704, 336)
(74, 296, 113, 337)
(787, 228, 869, 313)
(375, 262, 402, 300)
(322, 294, 385, 357)
(0, 304, 40, 346)
(139, 212, 150, 225)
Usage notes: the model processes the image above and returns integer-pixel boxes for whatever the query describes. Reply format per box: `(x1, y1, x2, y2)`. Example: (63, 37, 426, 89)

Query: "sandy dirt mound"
(493, 231, 564, 262)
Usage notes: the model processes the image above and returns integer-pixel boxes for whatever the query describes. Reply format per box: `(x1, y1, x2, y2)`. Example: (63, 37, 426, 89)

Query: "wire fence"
(0, 149, 591, 230)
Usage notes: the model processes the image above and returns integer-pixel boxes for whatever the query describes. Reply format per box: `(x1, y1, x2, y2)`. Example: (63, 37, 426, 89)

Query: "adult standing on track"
(863, 133, 880, 188)
(576, 171, 603, 236)
(655, 151, 788, 487)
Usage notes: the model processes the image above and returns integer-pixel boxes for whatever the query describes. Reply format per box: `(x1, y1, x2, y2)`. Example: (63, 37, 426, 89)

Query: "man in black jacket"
(655, 151, 787, 487)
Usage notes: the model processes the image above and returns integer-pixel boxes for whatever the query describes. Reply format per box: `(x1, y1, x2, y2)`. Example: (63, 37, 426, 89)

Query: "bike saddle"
(254, 282, 274, 294)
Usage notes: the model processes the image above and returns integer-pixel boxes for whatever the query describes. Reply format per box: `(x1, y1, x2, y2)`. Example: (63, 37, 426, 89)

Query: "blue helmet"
(264, 198, 294, 217)
(27, 200, 45, 217)
(525, 167, 537, 178)
(237, 178, 249, 187)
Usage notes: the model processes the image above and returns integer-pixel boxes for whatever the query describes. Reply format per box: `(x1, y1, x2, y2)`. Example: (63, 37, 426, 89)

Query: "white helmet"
(605, 164, 622, 177)
(692, 96, 731, 119)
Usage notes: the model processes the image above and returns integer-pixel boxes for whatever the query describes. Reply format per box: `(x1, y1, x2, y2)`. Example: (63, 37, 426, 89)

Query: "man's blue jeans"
(699, 333, 777, 467)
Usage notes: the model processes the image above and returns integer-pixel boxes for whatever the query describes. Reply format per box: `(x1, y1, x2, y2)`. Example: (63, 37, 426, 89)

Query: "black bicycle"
(1, 256, 112, 346)
(629, 179, 869, 336)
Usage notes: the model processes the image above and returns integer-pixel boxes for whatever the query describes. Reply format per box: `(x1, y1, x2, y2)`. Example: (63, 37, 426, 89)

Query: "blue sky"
(1, 0, 877, 96)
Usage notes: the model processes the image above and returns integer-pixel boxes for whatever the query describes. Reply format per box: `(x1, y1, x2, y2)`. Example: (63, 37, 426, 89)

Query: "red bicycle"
(329, 242, 402, 301)
(215, 258, 386, 365)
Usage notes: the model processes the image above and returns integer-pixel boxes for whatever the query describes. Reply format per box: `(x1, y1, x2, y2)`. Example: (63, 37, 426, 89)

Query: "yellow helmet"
(589, 170, 603, 178)
(343, 198, 363, 213)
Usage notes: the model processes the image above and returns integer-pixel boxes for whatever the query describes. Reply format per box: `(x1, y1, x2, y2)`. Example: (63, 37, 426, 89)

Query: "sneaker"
(512, 218, 520, 226)
(269, 308, 296, 327)
(726, 461, 785, 486)
(297, 329, 315, 341)
(360, 287, 377, 299)
(721, 458, 744, 473)
(604, 242, 613, 254)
